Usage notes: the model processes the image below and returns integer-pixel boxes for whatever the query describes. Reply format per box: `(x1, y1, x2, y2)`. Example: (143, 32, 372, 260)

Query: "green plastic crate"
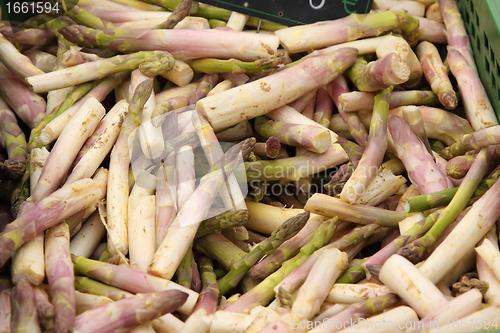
(456, 0, 500, 122)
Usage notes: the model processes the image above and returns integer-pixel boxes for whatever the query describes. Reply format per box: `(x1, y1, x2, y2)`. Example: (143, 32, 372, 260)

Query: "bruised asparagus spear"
(71, 289, 188, 333)
(197, 48, 358, 132)
(58, 25, 280, 61)
(218, 211, 309, 295)
(0, 97, 28, 180)
(416, 41, 457, 110)
(26, 50, 175, 93)
(340, 87, 392, 204)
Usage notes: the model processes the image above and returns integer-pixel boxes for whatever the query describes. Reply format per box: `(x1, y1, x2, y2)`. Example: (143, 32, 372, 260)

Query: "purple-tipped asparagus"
(71, 289, 188, 333)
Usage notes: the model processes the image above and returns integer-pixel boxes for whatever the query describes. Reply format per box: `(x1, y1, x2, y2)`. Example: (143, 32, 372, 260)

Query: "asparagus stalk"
(218, 211, 310, 295)
(33, 285, 54, 325)
(254, 116, 332, 154)
(194, 232, 247, 271)
(71, 289, 188, 333)
(0, 33, 45, 79)
(446, 154, 476, 179)
(70, 212, 107, 258)
(326, 283, 392, 304)
(187, 55, 285, 75)
(74, 276, 133, 301)
(246, 143, 348, 182)
(440, 125, 500, 159)
(346, 54, 409, 91)
(308, 294, 400, 333)
(38, 73, 126, 146)
(327, 75, 368, 147)
(417, 16, 447, 43)
(45, 222, 76, 333)
(250, 215, 329, 280)
(380, 254, 448, 317)
(128, 179, 156, 272)
(416, 41, 457, 110)
(195, 209, 249, 239)
(274, 11, 418, 54)
(252, 138, 281, 159)
(27, 50, 174, 93)
(340, 87, 392, 204)
(418, 170, 500, 284)
(10, 279, 41, 333)
(149, 148, 243, 279)
(0, 97, 28, 180)
(0, 63, 46, 129)
(197, 48, 358, 132)
(1, 27, 56, 46)
(447, 47, 498, 130)
(31, 97, 105, 203)
(401, 105, 433, 157)
(155, 162, 177, 249)
(389, 115, 452, 194)
(223, 218, 338, 313)
(0, 279, 12, 333)
(305, 193, 405, 228)
(398, 147, 493, 263)
(0, 178, 101, 268)
(59, 25, 280, 61)
(292, 248, 348, 320)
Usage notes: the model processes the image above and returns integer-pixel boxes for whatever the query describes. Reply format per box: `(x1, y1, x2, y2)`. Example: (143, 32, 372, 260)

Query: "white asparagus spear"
(75, 291, 113, 315)
(425, 306, 500, 333)
(216, 120, 253, 142)
(326, 283, 392, 305)
(128, 195, 156, 272)
(160, 59, 194, 87)
(115, 79, 131, 103)
(334, 306, 419, 333)
(196, 48, 358, 131)
(46, 87, 75, 115)
(70, 211, 107, 258)
(209, 311, 256, 333)
(174, 17, 210, 30)
(418, 176, 500, 284)
(152, 313, 184, 333)
(65, 100, 129, 184)
(148, 167, 229, 279)
(175, 145, 196, 209)
(130, 70, 164, 160)
(475, 238, 500, 283)
(379, 254, 448, 318)
(226, 12, 249, 31)
(292, 248, 348, 320)
(31, 97, 105, 203)
(11, 147, 49, 285)
(207, 80, 234, 96)
(417, 289, 483, 332)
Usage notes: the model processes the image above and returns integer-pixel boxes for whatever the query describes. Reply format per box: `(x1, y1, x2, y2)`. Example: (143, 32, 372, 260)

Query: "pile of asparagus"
(1, 0, 500, 331)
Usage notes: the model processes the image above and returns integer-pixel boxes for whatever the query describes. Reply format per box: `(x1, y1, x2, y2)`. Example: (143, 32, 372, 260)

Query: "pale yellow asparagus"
(326, 283, 392, 304)
(379, 254, 448, 317)
(75, 291, 113, 315)
(70, 211, 106, 258)
(160, 59, 194, 87)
